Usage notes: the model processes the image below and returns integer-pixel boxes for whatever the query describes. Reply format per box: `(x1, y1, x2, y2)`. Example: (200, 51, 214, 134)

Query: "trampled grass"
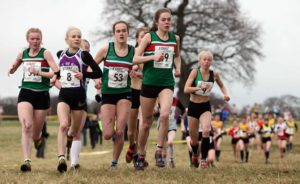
(0, 121, 299, 184)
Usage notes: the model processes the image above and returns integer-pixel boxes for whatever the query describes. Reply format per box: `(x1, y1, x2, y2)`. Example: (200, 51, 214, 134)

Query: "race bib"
(194, 81, 213, 96)
(216, 128, 222, 135)
(108, 67, 128, 88)
(286, 127, 294, 135)
(239, 130, 247, 138)
(276, 126, 284, 136)
(23, 62, 42, 82)
(60, 66, 80, 88)
(154, 46, 174, 69)
(233, 130, 239, 138)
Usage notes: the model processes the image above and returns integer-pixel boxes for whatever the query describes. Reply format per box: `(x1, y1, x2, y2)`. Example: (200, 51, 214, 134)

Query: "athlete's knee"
(143, 114, 153, 123)
(159, 112, 169, 123)
(167, 140, 173, 147)
(141, 122, 151, 131)
(59, 123, 69, 133)
(103, 132, 113, 140)
(22, 120, 32, 134)
(115, 130, 124, 138)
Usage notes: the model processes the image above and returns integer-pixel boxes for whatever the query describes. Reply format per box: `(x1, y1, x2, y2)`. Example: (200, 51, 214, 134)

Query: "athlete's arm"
(184, 69, 201, 94)
(133, 33, 163, 64)
(31, 50, 59, 78)
(8, 52, 22, 76)
(130, 64, 143, 79)
(82, 51, 102, 79)
(215, 71, 230, 101)
(174, 35, 181, 77)
(94, 45, 108, 64)
(93, 46, 107, 89)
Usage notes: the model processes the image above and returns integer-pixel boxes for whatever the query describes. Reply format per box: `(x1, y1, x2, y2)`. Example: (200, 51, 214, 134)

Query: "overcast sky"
(1, 0, 299, 108)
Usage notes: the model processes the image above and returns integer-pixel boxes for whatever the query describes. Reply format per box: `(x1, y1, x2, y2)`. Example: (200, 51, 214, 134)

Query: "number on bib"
(154, 46, 174, 69)
(60, 66, 80, 88)
(108, 67, 128, 88)
(23, 62, 42, 82)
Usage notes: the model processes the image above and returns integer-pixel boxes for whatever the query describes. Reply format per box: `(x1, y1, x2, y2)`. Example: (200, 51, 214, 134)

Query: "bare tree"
(94, 0, 263, 104)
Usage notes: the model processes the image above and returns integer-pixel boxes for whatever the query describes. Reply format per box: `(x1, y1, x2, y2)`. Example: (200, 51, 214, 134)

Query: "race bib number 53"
(108, 67, 128, 88)
(154, 46, 174, 69)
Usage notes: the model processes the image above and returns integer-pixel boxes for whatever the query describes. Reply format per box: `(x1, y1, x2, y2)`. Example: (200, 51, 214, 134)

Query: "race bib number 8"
(23, 62, 42, 82)
(60, 66, 80, 88)
(154, 46, 174, 69)
(108, 67, 128, 88)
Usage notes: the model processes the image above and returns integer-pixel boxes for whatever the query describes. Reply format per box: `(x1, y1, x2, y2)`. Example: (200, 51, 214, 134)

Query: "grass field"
(0, 120, 299, 184)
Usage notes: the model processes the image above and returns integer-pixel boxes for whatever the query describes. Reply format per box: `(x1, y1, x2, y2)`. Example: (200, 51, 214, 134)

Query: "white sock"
(70, 140, 81, 166)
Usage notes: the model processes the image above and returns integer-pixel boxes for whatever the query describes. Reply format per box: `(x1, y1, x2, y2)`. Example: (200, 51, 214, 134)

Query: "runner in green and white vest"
(8, 28, 59, 172)
(94, 20, 137, 169)
(133, 8, 181, 170)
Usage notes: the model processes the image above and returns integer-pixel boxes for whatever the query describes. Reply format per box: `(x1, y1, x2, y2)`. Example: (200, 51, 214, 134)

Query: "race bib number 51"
(108, 67, 128, 88)
(60, 66, 80, 88)
(154, 46, 174, 69)
(23, 62, 42, 82)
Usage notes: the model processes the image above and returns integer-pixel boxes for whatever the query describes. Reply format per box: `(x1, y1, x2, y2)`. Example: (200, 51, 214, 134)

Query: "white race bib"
(239, 130, 247, 137)
(195, 81, 213, 96)
(154, 46, 174, 69)
(60, 66, 80, 88)
(108, 67, 128, 88)
(216, 128, 222, 135)
(23, 62, 42, 82)
(286, 127, 294, 135)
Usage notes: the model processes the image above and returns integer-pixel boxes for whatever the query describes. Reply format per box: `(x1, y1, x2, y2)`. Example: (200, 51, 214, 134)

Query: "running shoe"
(110, 161, 118, 170)
(154, 150, 165, 167)
(20, 160, 31, 172)
(191, 154, 199, 168)
(133, 153, 138, 164)
(57, 158, 67, 173)
(135, 155, 145, 171)
(70, 164, 80, 170)
(125, 148, 135, 163)
(169, 159, 175, 168)
(200, 159, 209, 168)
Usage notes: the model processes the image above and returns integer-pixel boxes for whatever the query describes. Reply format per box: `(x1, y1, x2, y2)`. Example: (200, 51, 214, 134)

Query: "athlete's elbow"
(133, 57, 139, 64)
(184, 87, 189, 94)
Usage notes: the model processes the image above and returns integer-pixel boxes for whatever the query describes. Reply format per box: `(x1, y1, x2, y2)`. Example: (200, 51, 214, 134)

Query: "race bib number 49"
(154, 46, 174, 69)
(23, 62, 42, 82)
(60, 66, 80, 88)
(108, 67, 128, 88)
